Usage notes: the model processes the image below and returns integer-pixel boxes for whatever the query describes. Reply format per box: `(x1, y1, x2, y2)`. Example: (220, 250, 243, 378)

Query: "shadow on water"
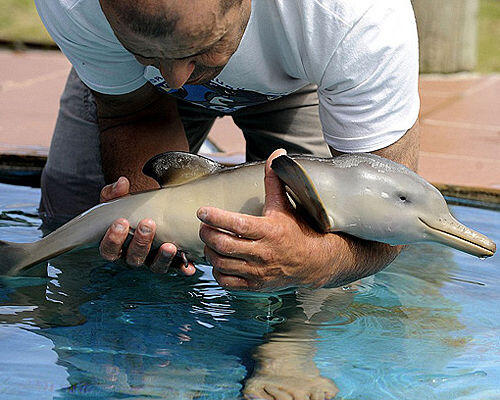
(0, 183, 498, 399)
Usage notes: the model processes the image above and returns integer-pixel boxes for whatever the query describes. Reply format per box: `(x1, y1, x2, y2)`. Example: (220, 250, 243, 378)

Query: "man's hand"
(98, 176, 196, 275)
(197, 149, 347, 290)
(198, 121, 420, 292)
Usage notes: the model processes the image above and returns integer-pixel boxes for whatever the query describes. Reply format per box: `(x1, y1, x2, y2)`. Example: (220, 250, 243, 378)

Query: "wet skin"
(96, 0, 252, 274)
(87, 4, 419, 395)
(94, 0, 420, 288)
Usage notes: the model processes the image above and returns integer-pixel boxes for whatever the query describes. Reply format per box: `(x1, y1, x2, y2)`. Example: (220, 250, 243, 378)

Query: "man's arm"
(330, 120, 420, 171)
(93, 83, 188, 191)
(197, 120, 420, 290)
(92, 83, 196, 274)
(323, 119, 420, 287)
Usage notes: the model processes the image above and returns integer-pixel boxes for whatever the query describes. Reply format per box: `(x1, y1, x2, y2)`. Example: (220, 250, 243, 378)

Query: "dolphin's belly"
(125, 165, 266, 261)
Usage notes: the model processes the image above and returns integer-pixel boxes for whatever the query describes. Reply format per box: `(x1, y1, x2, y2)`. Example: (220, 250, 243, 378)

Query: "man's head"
(99, 0, 251, 88)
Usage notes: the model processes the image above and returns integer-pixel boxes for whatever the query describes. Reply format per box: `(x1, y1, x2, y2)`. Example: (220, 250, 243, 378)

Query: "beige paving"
(418, 74, 500, 189)
(0, 49, 498, 191)
(0, 50, 69, 155)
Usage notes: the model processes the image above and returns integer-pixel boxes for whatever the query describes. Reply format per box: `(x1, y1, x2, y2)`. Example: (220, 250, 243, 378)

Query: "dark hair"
(219, 0, 244, 14)
(115, 5, 180, 37)
(113, 0, 243, 38)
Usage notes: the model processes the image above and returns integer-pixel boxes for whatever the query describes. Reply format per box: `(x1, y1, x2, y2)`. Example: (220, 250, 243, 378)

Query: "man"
(35, 0, 419, 396)
(35, 0, 419, 291)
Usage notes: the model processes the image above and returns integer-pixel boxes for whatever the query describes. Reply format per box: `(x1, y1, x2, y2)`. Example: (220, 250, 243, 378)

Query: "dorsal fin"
(271, 155, 333, 233)
(143, 151, 223, 187)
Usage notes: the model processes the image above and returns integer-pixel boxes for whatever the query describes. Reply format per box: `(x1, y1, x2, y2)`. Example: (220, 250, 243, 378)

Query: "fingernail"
(114, 222, 126, 232)
(161, 249, 173, 260)
(197, 208, 207, 221)
(139, 224, 152, 234)
(113, 177, 126, 190)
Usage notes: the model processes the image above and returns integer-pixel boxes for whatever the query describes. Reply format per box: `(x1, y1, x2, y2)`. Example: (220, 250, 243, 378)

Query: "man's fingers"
(263, 148, 290, 215)
(99, 218, 130, 261)
(178, 261, 197, 276)
(197, 207, 264, 239)
(125, 219, 156, 267)
(149, 243, 176, 273)
(204, 246, 252, 278)
(199, 223, 258, 260)
(149, 244, 197, 276)
(100, 176, 130, 202)
(212, 269, 250, 290)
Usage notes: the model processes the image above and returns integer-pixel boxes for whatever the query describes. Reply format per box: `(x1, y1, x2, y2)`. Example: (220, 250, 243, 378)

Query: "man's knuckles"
(204, 249, 228, 272)
(213, 235, 238, 256)
(232, 215, 254, 237)
(130, 233, 154, 249)
(213, 270, 249, 289)
(200, 225, 241, 256)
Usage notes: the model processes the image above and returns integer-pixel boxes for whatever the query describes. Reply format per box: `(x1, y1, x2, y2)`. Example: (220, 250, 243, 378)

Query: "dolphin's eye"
(399, 195, 408, 202)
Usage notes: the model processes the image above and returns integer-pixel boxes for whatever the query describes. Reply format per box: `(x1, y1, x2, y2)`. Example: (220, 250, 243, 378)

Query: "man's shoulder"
(36, 0, 119, 51)
(37, 0, 101, 12)
(287, 0, 378, 27)
(35, 0, 146, 95)
(35, 0, 109, 30)
(284, 0, 410, 30)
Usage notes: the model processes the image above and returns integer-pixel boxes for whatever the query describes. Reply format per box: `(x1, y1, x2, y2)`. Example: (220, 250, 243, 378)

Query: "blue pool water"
(0, 182, 499, 400)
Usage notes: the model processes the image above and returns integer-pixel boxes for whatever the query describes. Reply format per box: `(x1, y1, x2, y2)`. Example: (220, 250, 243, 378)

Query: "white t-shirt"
(35, 0, 419, 152)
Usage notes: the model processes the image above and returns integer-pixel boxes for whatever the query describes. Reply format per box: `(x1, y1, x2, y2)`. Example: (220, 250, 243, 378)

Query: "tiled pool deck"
(1, 49, 499, 197)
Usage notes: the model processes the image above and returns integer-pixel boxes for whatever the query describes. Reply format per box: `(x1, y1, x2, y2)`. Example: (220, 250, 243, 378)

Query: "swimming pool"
(0, 182, 498, 400)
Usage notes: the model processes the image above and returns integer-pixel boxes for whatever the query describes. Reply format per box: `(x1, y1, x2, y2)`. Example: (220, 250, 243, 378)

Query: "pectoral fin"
(143, 151, 223, 187)
(271, 155, 333, 233)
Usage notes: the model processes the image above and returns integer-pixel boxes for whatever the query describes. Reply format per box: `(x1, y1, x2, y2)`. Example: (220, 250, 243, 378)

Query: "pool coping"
(1, 49, 498, 201)
(1, 153, 498, 205)
(434, 183, 500, 204)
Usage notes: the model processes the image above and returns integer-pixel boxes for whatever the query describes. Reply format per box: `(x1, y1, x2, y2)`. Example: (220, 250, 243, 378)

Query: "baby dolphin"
(0, 152, 496, 276)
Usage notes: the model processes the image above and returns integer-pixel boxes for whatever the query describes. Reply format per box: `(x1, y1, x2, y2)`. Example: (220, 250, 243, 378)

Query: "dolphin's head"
(329, 156, 496, 258)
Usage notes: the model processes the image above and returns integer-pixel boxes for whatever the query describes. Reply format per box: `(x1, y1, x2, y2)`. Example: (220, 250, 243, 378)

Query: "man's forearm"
(99, 109, 188, 192)
(324, 120, 420, 287)
(322, 232, 402, 288)
(94, 85, 188, 192)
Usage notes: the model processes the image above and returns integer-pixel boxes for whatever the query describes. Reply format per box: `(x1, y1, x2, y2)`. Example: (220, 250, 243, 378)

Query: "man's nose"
(160, 60, 195, 89)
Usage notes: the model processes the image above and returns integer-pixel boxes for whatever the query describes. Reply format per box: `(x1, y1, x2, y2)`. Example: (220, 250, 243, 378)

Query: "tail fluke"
(0, 240, 46, 277)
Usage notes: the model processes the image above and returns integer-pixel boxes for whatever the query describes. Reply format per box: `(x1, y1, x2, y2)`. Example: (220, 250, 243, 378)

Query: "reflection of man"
(35, 0, 420, 289)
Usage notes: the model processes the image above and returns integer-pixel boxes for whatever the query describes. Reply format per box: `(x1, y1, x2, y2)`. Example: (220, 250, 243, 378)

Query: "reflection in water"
(0, 183, 499, 399)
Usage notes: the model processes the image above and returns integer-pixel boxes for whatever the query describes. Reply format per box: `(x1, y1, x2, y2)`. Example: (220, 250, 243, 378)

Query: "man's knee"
(40, 69, 104, 224)
(39, 168, 103, 228)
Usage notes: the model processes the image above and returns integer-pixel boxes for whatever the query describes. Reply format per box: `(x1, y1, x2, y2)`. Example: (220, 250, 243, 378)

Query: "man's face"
(101, 0, 251, 89)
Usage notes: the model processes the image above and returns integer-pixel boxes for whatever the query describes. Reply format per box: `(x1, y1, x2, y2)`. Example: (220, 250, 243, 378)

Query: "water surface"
(0, 183, 498, 399)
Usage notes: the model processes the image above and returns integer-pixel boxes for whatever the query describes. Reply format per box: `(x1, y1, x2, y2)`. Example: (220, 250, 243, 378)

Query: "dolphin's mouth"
(418, 217, 496, 258)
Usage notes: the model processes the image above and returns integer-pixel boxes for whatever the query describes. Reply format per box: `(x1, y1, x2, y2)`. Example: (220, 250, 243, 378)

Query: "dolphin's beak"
(418, 214, 496, 258)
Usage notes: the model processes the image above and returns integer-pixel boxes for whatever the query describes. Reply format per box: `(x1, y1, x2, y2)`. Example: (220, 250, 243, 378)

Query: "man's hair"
(219, 0, 244, 14)
(111, 0, 244, 38)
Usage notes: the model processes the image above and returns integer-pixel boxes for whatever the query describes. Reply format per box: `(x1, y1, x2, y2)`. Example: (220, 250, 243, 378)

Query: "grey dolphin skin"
(0, 152, 496, 277)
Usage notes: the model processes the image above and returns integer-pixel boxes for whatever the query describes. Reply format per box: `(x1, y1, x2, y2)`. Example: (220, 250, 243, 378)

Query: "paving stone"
(0, 50, 70, 154)
(0, 49, 499, 191)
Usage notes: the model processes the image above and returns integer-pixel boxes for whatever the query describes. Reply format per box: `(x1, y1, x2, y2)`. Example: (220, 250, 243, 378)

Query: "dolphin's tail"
(0, 240, 46, 277)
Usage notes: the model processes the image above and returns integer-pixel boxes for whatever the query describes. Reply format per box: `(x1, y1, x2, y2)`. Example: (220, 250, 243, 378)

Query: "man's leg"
(232, 85, 339, 399)
(231, 84, 331, 161)
(176, 101, 224, 154)
(40, 68, 105, 226)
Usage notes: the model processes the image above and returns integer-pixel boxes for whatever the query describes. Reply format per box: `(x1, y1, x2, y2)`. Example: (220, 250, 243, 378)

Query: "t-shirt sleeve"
(35, 0, 147, 95)
(318, 0, 420, 153)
